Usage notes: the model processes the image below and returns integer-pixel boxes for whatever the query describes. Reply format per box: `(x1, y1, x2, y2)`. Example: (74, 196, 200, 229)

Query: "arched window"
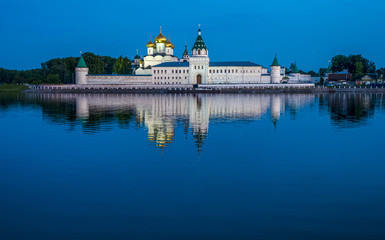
(197, 49, 201, 55)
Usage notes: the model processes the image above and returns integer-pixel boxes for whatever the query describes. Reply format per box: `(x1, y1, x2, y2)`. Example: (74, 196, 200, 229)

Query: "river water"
(0, 93, 385, 239)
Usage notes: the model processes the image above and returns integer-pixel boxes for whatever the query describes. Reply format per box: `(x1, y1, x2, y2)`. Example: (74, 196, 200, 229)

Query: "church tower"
(182, 44, 189, 62)
(189, 25, 210, 84)
(270, 54, 281, 83)
(75, 54, 88, 84)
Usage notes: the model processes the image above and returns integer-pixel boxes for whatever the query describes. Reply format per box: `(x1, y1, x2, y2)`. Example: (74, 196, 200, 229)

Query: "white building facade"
(75, 26, 313, 85)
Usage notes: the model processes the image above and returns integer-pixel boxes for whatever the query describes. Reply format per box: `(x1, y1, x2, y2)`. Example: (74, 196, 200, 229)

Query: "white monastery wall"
(86, 75, 152, 85)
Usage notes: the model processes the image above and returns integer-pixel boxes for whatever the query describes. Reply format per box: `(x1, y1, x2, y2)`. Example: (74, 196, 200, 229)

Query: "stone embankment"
(24, 84, 385, 94)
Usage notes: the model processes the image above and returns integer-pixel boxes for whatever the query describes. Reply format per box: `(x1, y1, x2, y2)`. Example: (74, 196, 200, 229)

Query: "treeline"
(318, 54, 385, 79)
(0, 52, 132, 84)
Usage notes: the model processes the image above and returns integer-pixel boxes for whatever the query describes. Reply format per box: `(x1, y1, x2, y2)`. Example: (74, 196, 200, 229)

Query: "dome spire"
(198, 24, 201, 36)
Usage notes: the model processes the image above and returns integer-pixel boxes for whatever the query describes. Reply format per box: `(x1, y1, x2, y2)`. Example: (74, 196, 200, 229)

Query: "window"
(195, 66, 196, 69)
(198, 49, 201, 55)
(221, 70, 222, 73)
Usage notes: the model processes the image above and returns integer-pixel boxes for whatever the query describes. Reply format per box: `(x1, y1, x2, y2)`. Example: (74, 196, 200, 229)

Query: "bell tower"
(189, 25, 210, 84)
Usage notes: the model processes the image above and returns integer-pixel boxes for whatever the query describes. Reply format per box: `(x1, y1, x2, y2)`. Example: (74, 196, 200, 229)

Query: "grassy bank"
(0, 84, 29, 92)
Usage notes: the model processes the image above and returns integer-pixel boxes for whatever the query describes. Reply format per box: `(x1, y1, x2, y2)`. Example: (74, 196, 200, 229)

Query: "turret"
(75, 54, 88, 84)
(270, 54, 281, 83)
(182, 44, 189, 62)
(191, 25, 208, 57)
(291, 61, 300, 74)
(134, 49, 141, 64)
(146, 36, 155, 55)
(165, 37, 174, 55)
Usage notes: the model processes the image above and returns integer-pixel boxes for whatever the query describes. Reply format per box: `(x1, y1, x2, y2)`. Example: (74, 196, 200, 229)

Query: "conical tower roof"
(76, 55, 88, 68)
(183, 44, 189, 58)
(292, 61, 299, 73)
(192, 26, 207, 50)
(271, 54, 280, 66)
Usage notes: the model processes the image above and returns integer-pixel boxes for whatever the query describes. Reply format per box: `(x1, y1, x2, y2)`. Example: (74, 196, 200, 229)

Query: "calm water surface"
(0, 93, 385, 240)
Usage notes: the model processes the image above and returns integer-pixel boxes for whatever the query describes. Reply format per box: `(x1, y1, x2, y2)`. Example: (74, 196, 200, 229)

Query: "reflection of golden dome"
(165, 40, 174, 49)
(155, 33, 167, 43)
(146, 40, 156, 48)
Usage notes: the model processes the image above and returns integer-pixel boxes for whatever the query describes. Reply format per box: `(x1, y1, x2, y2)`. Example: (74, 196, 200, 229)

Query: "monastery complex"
(75, 26, 313, 85)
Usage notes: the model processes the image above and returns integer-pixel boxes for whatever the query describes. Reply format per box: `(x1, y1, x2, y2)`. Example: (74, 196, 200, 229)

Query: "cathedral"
(75, 26, 312, 85)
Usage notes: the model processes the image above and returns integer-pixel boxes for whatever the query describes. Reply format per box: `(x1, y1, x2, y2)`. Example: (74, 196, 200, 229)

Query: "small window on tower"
(198, 49, 201, 55)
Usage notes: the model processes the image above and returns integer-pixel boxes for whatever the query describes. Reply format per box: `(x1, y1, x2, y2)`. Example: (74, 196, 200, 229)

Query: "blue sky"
(1, 0, 384, 71)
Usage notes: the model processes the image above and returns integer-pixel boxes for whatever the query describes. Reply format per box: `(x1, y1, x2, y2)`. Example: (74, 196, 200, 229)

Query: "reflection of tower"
(270, 94, 284, 128)
(76, 95, 89, 119)
(189, 94, 210, 153)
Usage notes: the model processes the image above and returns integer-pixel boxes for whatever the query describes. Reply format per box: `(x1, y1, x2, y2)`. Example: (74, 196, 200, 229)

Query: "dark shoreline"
(24, 86, 385, 94)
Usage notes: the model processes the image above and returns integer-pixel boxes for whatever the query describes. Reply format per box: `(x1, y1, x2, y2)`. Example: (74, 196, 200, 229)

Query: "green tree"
(46, 74, 61, 84)
(82, 52, 104, 74)
(308, 70, 319, 77)
(355, 61, 364, 76)
(331, 54, 376, 80)
(113, 56, 132, 74)
(319, 68, 327, 77)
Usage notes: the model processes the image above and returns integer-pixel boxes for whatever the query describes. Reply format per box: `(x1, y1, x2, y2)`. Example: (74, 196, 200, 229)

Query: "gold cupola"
(146, 40, 156, 48)
(155, 33, 167, 43)
(165, 39, 174, 49)
(154, 27, 167, 43)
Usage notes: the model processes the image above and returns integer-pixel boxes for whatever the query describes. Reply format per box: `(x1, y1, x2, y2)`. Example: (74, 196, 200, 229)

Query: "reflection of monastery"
(73, 94, 315, 152)
(75, 26, 313, 85)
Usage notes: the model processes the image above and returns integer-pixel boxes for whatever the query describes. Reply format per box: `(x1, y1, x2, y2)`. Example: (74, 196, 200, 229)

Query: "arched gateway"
(196, 74, 202, 84)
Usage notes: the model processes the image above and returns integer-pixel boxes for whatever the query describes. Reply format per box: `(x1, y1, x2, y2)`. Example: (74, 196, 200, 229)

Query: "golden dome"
(165, 40, 174, 49)
(146, 40, 155, 48)
(154, 33, 167, 43)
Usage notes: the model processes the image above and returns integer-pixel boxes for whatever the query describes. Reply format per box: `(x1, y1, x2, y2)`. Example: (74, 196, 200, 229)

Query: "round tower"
(271, 54, 281, 83)
(75, 55, 89, 85)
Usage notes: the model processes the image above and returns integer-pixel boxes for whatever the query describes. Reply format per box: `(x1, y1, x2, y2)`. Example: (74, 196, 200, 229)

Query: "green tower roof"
(76, 55, 88, 68)
(271, 54, 280, 66)
(192, 28, 207, 50)
(183, 45, 189, 57)
(292, 61, 299, 73)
